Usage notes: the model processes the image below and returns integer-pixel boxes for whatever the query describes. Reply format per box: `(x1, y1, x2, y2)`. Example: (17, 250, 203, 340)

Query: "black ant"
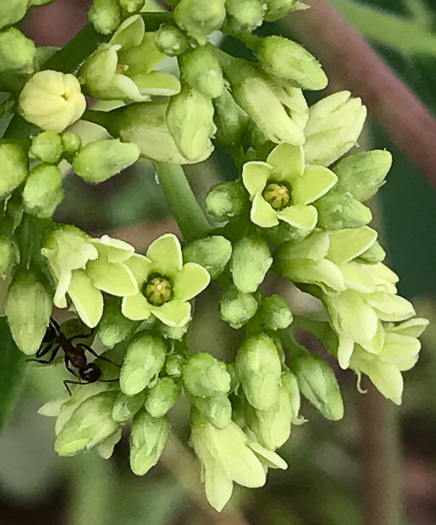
(30, 318, 119, 394)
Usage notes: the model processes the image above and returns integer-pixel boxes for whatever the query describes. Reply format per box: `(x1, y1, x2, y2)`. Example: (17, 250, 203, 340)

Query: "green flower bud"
(0, 0, 28, 31)
(245, 385, 292, 450)
(258, 295, 293, 331)
(165, 353, 186, 377)
(120, 332, 167, 396)
(315, 192, 372, 230)
(183, 353, 231, 397)
(22, 164, 63, 218)
(0, 143, 28, 199)
(73, 139, 140, 184)
(119, 0, 145, 13)
(180, 47, 224, 99)
(155, 23, 189, 57)
(6, 270, 52, 355)
(304, 91, 367, 167)
(235, 334, 282, 410)
(145, 377, 181, 417)
(292, 351, 344, 421)
(174, 0, 226, 45)
(355, 241, 386, 265)
(130, 410, 168, 476)
(256, 36, 327, 91)
(30, 131, 63, 164)
(0, 28, 36, 73)
(213, 88, 249, 147)
(224, 0, 265, 33)
(264, 0, 308, 21)
(230, 237, 272, 293)
(112, 390, 146, 422)
(281, 369, 303, 424)
(88, 0, 122, 35)
(183, 236, 232, 279)
(205, 181, 248, 221)
(62, 132, 82, 162)
(167, 87, 216, 162)
(219, 287, 258, 329)
(159, 322, 189, 340)
(333, 150, 392, 202)
(19, 71, 86, 133)
(192, 394, 232, 429)
(55, 391, 120, 456)
(0, 236, 17, 275)
(98, 297, 138, 348)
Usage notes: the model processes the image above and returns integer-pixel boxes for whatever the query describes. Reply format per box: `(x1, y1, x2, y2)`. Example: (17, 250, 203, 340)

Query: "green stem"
(154, 162, 211, 243)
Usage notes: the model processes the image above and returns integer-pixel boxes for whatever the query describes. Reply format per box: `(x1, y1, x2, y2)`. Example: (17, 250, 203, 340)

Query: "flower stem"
(153, 162, 211, 243)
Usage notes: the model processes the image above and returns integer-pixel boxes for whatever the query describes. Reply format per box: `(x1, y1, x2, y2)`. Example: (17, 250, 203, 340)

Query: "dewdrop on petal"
(18, 71, 86, 133)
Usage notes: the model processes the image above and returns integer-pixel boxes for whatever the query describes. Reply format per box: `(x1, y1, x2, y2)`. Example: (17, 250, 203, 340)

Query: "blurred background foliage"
(1, 1, 436, 524)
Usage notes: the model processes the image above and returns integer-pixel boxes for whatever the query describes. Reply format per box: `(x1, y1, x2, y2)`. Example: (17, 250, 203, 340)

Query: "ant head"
(43, 325, 57, 343)
(79, 363, 101, 383)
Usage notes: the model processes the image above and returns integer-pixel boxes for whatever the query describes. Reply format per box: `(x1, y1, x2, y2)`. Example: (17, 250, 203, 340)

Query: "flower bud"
(145, 377, 181, 417)
(174, 0, 226, 45)
(258, 295, 293, 331)
(159, 322, 189, 340)
(73, 139, 140, 184)
(155, 23, 189, 57)
(183, 236, 232, 279)
(112, 390, 146, 422)
(120, 332, 167, 396)
(55, 391, 120, 456)
(257, 36, 327, 91)
(304, 91, 367, 167)
(224, 0, 265, 33)
(219, 287, 258, 329)
(130, 410, 168, 476)
(98, 297, 138, 348)
(62, 132, 82, 162)
(30, 131, 63, 164)
(230, 237, 272, 293)
(183, 353, 231, 397)
(213, 88, 249, 147)
(22, 164, 63, 218)
(19, 71, 86, 133)
(315, 192, 372, 230)
(292, 351, 344, 421)
(0, 0, 28, 30)
(165, 353, 186, 377)
(245, 385, 292, 450)
(6, 270, 52, 355)
(235, 334, 282, 410)
(333, 150, 392, 202)
(356, 241, 386, 265)
(205, 181, 248, 221)
(0, 143, 28, 199)
(281, 369, 303, 424)
(0, 28, 36, 73)
(0, 236, 17, 275)
(180, 47, 224, 99)
(88, 0, 122, 35)
(192, 394, 232, 429)
(166, 87, 216, 162)
(264, 0, 307, 21)
(119, 0, 145, 13)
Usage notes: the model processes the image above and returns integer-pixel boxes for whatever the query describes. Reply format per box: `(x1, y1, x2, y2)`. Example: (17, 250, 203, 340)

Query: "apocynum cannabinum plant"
(0, 0, 428, 512)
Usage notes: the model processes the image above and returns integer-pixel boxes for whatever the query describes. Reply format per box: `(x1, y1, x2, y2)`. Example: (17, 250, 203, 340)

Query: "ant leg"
(64, 357, 81, 379)
(99, 379, 119, 383)
(71, 328, 95, 341)
(28, 345, 61, 365)
(63, 380, 83, 396)
(78, 344, 121, 368)
(35, 342, 54, 359)
(50, 318, 60, 331)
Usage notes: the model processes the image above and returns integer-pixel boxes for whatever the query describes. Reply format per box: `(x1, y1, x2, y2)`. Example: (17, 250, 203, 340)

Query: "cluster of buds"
(0, 0, 428, 513)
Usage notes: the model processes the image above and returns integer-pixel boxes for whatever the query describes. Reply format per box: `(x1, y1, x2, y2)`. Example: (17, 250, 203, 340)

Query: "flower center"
(262, 182, 291, 211)
(143, 274, 174, 307)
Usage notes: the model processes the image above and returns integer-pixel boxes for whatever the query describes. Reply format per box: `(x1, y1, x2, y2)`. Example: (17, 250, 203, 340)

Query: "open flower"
(42, 226, 139, 327)
(121, 233, 210, 327)
(242, 143, 337, 230)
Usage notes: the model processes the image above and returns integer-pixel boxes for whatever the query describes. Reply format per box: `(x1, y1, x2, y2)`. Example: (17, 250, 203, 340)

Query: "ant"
(30, 318, 119, 394)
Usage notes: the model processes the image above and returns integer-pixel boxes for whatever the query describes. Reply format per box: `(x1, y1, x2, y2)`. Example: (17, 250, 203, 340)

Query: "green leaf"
(0, 317, 24, 429)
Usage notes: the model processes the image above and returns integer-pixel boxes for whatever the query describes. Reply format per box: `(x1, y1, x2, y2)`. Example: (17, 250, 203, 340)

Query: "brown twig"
(280, 0, 436, 189)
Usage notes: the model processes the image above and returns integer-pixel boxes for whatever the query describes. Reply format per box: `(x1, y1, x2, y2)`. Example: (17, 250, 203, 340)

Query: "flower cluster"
(0, 0, 428, 513)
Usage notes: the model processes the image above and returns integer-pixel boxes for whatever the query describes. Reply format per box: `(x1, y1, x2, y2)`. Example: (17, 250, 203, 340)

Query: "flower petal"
(351, 357, 403, 405)
(242, 161, 273, 197)
(248, 441, 288, 470)
(360, 320, 385, 354)
(91, 235, 135, 263)
(339, 263, 375, 293)
(146, 233, 183, 277)
(250, 193, 279, 228)
(389, 318, 429, 338)
(366, 292, 415, 322)
(68, 270, 104, 328)
(151, 300, 191, 327)
(379, 333, 421, 363)
(175, 262, 210, 301)
(292, 166, 337, 205)
(277, 204, 318, 230)
(121, 293, 152, 321)
(337, 335, 354, 369)
(327, 227, 378, 265)
(124, 254, 152, 286)
(86, 258, 139, 297)
(133, 71, 181, 97)
(267, 144, 305, 183)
